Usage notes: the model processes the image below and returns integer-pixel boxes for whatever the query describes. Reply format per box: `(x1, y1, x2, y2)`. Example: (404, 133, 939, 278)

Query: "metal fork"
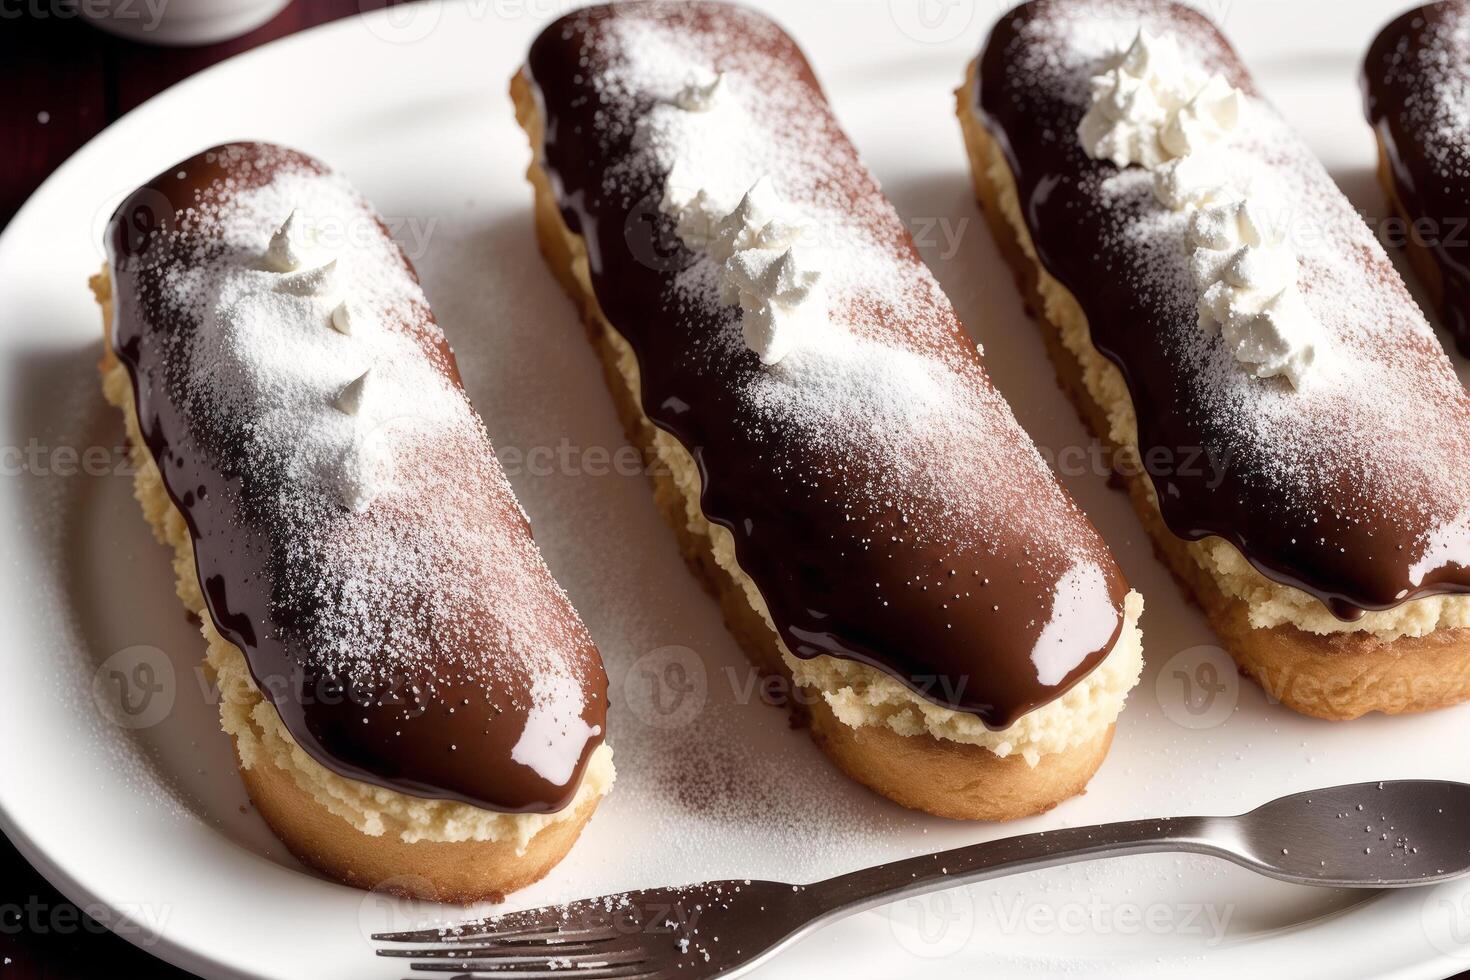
(375, 780, 1470, 979)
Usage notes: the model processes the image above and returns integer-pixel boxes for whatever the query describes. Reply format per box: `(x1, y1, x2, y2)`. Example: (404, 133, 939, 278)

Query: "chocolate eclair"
(1364, 0, 1470, 358)
(514, 2, 1144, 821)
(94, 142, 613, 901)
(959, 0, 1470, 720)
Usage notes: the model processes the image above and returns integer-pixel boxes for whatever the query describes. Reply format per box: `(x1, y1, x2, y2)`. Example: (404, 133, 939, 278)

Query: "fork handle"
(807, 815, 1228, 916)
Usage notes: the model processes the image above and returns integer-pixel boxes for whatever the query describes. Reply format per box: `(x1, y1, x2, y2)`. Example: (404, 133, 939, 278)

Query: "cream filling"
(970, 94, 1470, 640)
(98, 280, 613, 852)
(563, 242, 1143, 766)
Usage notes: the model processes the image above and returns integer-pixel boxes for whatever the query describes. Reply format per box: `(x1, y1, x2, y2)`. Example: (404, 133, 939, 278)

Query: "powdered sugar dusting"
(1373, 2, 1470, 180)
(120, 145, 603, 794)
(1003, 0, 1470, 564)
(583, 6, 1114, 585)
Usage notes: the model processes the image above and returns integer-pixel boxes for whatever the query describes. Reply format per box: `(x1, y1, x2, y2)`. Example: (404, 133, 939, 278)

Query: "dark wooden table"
(0, 0, 393, 229)
(0, 5, 379, 975)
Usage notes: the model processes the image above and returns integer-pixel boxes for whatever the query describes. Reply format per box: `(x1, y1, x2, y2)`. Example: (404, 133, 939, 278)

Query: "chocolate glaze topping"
(108, 143, 606, 813)
(526, 2, 1130, 727)
(977, 0, 1470, 620)
(1365, 0, 1470, 357)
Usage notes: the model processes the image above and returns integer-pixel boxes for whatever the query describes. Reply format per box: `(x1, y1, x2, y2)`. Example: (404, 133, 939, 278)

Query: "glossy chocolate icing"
(107, 143, 606, 813)
(526, 3, 1129, 728)
(976, 0, 1470, 619)
(1365, 0, 1470, 357)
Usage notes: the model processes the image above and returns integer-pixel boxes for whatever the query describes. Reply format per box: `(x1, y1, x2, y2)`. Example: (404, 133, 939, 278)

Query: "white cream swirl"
(658, 77, 828, 367)
(264, 209, 307, 272)
(1078, 31, 1243, 170)
(1185, 196, 1322, 387)
(1080, 29, 1322, 388)
(257, 210, 386, 510)
(723, 232, 825, 366)
(1161, 74, 1246, 159)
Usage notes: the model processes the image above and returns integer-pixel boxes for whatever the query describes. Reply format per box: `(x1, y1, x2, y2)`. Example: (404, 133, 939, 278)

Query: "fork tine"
(377, 930, 625, 953)
(398, 975, 663, 980)
(405, 964, 660, 979)
(373, 886, 701, 945)
(377, 929, 624, 949)
(379, 946, 648, 964)
(374, 921, 621, 944)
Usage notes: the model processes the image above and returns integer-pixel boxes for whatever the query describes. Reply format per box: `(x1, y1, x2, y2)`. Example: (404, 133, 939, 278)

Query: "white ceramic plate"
(2, 1, 1468, 977)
